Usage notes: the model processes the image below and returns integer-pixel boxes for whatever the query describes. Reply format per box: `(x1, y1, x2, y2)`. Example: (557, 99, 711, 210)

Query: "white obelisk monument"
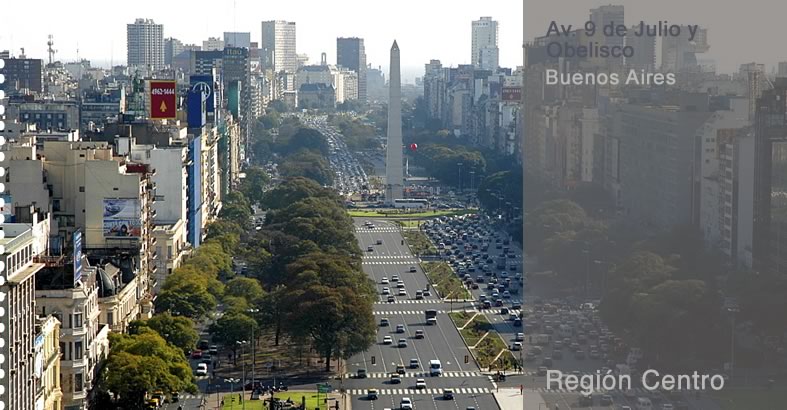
(385, 40, 404, 204)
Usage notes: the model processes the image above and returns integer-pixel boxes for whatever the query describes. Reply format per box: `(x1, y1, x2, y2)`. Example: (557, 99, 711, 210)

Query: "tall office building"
(164, 38, 184, 66)
(0, 57, 43, 93)
(471, 17, 498, 70)
(126, 18, 164, 69)
(337, 37, 367, 102)
(754, 79, 787, 274)
(260, 20, 297, 73)
(590, 5, 624, 65)
(224, 32, 251, 49)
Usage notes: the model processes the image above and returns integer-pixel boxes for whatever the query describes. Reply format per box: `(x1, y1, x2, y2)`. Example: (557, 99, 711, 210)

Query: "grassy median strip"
(348, 209, 475, 218)
(403, 231, 436, 255)
(474, 333, 509, 369)
(490, 350, 519, 371)
(458, 315, 492, 347)
(448, 311, 474, 328)
(422, 262, 471, 300)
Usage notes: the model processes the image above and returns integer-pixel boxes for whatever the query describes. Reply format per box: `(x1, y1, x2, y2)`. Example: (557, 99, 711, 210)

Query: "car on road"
(396, 364, 406, 374)
(400, 397, 413, 410)
(190, 350, 203, 359)
(382, 287, 390, 295)
(383, 336, 393, 344)
(367, 389, 379, 400)
(409, 358, 419, 368)
(537, 366, 548, 376)
(512, 342, 523, 351)
(396, 324, 405, 333)
(398, 338, 408, 348)
(367, 246, 373, 252)
(398, 289, 407, 296)
(422, 289, 431, 297)
(380, 318, 390, 326)
(415, 379, 426, 389)
(515, 332, 524, 341)
(600, 395, 614, 406)
(356, 369, 367, 378)
(381, 277, 389, 284)
(396, 282, 405, 288)
(415, 291, 423, 299)
(390, 373, 401, 384)
(196, 363, 208, 376)
(387, 295, 395, 303)
(443, 388, 454, 400)
(415, 330, 425, 339)
(377, 239, 383, 245)
(391, 275, 400, 282)
(409, 266, 417, 272)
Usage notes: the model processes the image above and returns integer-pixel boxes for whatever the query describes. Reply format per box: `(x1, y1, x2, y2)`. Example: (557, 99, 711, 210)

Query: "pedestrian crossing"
(527, 387, 657, 395)
(363, 255, 418, 259)
(357, 228, 400, 232)
(346, 371, 481, 379)
(374, 299, 442, 305)
(349, 387, 492, 396)
(374, 310, 446, 315)
(363, 261, 418, 265)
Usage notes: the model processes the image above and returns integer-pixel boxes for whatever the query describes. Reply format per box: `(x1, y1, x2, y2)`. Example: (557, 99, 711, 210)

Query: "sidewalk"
(493, 387, 545, 410)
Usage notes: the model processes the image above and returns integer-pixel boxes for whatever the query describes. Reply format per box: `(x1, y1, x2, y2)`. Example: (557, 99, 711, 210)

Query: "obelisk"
(385, 40, 404, 204)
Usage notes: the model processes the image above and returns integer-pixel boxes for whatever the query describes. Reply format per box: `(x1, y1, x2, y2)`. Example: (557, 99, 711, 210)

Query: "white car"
(391, 275, 400, 282)
(398, 289, 407, 296)
(381, 277, 389, 284)
(196, 363, 208, 376)
(382, 287, 390, 295)
(400, 398, 413, 410)
(383, 336, 393, 345)
(415, 378, 426, 389)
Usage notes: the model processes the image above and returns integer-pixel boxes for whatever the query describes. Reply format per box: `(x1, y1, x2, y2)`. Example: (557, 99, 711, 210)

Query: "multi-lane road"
(345, 220, 499, 410)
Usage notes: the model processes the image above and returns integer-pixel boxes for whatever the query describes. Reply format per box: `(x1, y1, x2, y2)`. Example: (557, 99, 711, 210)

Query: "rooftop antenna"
(47, 35, 57, 65)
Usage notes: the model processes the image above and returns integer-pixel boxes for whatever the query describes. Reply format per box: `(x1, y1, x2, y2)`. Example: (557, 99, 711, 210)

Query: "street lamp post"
(457, 162, 463, 192)
(727, 305, 740, 382)
(224, 378, 240, 410)
(247, 308, 260, 389)
(236, 340, 248, 409)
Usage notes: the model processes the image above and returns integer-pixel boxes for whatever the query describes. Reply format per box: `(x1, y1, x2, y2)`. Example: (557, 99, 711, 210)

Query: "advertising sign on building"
(73, 229, 83, 284)
(103, 199, 142, 237)
(502, 86, 522, 102)
(189, 75, 215, 113)
(149, 80, 177, 119)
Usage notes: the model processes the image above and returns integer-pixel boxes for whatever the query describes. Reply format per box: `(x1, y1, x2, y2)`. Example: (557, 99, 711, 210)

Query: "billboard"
(103, 199, 142, 237)
(502, 86, 522, 102)
(149, 80, 177, 119)
(187, 87, 207, 128)
(189, 75, 215, 113)
(73, 230, 83, 285)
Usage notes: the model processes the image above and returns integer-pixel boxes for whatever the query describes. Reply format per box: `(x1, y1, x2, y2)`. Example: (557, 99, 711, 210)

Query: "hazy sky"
(1, 0, 522, 83)
(2, 0, 784, 82)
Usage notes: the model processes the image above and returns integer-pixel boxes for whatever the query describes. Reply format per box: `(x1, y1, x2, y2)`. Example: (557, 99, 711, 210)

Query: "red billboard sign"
(502, 86, 522, 102)
(149, 80, 177, 119)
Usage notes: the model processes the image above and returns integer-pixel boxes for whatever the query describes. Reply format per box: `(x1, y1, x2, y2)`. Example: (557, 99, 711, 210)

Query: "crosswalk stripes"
(349, 387, 492, 396)
(526, 387, 655, 395)
(346, 371, 481, 379)
(373, 310, 446, 315)
(362, 255, 419, 259)
(374, 299, 441, 305)
(356, 228, 400, 232)
(362, 261, 418, 265)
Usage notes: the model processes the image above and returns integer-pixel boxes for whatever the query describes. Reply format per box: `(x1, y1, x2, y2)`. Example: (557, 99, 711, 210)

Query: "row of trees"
(410, 144, 486, 188)
(240, 177, 377, 370)
(328, 114, 379, 151)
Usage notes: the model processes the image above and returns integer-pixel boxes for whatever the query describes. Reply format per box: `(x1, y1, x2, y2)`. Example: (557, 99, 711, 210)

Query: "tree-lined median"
(422, 262, 471, 300)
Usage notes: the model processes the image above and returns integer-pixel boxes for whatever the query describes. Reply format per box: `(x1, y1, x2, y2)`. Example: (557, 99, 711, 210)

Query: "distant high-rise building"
(590, 5, 625, 65)
(754, 79, 787, 274)
(625, 26, 655, 69)
(661, 25, 709, 72)
(127, 18, 164, 69)
(202, 37, 225, 51)
(261, 20, 297, 73)
(164, 38, 184, 66)
(0, 57, 43, 93)
(224, 32, 251, 48)
(471, 17, 498, 70)
(337, 37, 367, 102)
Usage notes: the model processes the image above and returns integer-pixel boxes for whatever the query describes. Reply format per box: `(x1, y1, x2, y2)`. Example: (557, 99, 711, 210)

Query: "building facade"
(471, 17, 498, 70)
(127, 18, 164, 70)
(261, 20, 297, 73)
(337, 37, 367, 102)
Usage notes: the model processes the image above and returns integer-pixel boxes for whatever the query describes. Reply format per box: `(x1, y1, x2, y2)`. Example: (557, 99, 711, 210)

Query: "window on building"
(79, 186, 84, 192)
(74, 373, 83, 392)
(59, 342, 65, 360)
(74, 341, 83, 360)
(168, 246, 172, 259)
(73, 313, 83, 328)
(107, 311, 113, 325)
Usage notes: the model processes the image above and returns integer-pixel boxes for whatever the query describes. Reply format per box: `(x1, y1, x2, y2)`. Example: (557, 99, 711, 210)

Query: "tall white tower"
(127, 18, 164, 69)
(385, 40, 404, 204)
(471, 17, 498, 70)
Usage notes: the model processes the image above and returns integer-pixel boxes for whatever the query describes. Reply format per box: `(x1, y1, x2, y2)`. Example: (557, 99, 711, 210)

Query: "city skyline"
(0, 0, 522, 82)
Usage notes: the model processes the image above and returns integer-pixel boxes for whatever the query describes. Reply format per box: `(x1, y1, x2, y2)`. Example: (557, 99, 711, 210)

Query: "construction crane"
(47, 35, 57, 65)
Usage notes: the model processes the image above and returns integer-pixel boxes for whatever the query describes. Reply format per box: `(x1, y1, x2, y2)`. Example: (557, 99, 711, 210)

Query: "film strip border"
(0, 55, 6, 410)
